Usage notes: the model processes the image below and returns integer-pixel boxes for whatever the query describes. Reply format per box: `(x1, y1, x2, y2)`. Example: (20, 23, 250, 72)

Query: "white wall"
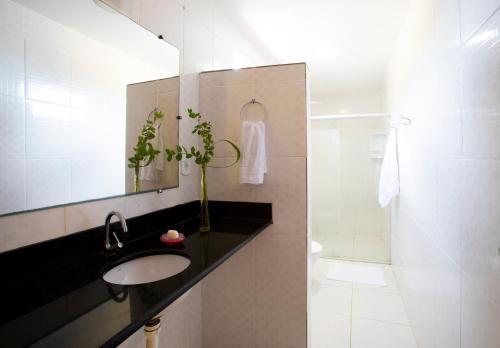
(0, 0, 179, 215)
(311, 89, 385, 115)
(386, 0, 500, 347)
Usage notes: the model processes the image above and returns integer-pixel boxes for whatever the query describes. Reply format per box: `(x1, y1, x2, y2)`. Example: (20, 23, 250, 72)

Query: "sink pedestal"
(144, 318, 161, 348)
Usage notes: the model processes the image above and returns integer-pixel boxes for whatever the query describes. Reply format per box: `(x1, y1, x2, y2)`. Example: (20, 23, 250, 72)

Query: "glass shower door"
(311, 117, 390, 264)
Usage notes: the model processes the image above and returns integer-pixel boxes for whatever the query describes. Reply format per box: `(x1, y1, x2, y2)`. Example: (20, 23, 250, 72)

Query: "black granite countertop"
(0, 201, 272, 347)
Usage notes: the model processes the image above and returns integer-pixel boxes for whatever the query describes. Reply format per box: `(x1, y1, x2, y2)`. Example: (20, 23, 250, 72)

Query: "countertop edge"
(102, 219, 272, 348)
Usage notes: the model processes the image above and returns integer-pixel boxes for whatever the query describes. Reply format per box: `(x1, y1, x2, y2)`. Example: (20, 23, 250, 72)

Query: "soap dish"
(160, 233, 185, 245)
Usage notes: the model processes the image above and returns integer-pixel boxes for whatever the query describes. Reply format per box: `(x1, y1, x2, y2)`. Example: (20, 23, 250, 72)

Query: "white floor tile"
(327, 262, 387, 286)
(311, 311, 350, 348)
(351, 318, 417, 348)
(311, 261, 417, 348)
(313, 259, 353, 288)
(352, 289, 410, 325)
(312, 284, 352, 316)
(353, 263, 400, 294)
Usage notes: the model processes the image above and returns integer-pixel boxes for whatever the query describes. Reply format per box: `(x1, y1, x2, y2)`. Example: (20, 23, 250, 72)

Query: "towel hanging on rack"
(239, 99, 267, 184)
(239, 120, 267, 184)
(378, 128, 399, 207)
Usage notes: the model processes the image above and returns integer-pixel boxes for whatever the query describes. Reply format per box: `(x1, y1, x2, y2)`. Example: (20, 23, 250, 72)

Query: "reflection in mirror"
(126, 77, 180, 193)
(0, 0, 180, 216)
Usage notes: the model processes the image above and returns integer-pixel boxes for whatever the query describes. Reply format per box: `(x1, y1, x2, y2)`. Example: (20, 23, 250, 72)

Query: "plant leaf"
(207, 139, 241, 168)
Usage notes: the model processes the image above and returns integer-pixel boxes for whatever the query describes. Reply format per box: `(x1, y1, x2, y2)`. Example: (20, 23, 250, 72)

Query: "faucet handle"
(112, 232, 123, 249)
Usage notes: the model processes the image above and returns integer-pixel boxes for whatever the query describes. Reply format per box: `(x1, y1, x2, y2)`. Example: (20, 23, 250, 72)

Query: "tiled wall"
(0, 0, 173, 215)
(200, 63, 308, 347)
(1, 1, 273, 347)
(0, 0, 271, 251)
(386, 0, 500, 347)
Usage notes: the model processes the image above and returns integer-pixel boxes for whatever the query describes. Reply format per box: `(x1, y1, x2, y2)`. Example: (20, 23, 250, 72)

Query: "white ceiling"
(215, 0, 412, 95)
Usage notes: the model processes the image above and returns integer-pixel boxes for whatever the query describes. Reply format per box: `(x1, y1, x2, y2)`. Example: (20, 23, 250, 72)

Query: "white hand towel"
(239, 121, 267, 185)
(139, 124, 164, 182)
(378, 129, 399, 207)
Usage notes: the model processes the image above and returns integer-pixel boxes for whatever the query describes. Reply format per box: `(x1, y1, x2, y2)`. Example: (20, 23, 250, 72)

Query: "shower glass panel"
(311, 116, 391, 264)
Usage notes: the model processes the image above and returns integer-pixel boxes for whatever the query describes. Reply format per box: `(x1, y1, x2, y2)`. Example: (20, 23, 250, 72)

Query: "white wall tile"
(26, 159, 71, 210)
(461, 274, 500, 348)
(0, 159, 26, 214)
(25, 100, 71, 160)
(461, 0, 500, 40)
(462, 10, 500, 160)
(0, 95, 25, 160)
(0, 0, 24, 98)
(386, 0, 500, 345)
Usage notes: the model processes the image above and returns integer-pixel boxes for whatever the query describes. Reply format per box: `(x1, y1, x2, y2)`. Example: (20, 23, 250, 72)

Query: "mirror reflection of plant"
(165, 108, 240, 232)
(128, 109, 164, 192)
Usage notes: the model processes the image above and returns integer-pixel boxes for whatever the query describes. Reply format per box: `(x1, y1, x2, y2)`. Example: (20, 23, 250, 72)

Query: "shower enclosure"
(310, 114, 391, 264)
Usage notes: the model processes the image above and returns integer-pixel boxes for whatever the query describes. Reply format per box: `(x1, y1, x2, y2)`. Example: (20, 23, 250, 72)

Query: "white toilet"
(311, 241, 323, 265)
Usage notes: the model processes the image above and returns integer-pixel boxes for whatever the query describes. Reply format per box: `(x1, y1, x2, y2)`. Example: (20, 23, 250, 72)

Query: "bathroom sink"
(103, 254, 191, 285)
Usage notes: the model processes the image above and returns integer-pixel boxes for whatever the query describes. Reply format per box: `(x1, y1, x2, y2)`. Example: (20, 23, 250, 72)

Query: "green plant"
(165, 108, 240, 232)
(128, 109, 164, 192)
(165, 108, 240, 168)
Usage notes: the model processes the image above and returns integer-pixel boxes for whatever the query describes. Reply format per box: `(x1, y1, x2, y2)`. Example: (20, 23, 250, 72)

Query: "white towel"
(139, 124, 164, 182)
(239, 121, 267, 185)
(378, 129, 399, 207)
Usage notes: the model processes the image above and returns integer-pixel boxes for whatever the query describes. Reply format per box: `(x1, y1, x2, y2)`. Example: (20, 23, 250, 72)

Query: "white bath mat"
(327, 263, 387, 286)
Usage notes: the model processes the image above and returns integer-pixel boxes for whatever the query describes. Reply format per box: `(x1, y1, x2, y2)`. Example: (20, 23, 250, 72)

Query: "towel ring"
(240, 98, 266, 121)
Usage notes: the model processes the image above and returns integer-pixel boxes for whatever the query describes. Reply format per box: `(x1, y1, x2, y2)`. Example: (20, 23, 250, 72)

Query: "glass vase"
(134, 167, 140, 193)
(199, 165, 210, 232)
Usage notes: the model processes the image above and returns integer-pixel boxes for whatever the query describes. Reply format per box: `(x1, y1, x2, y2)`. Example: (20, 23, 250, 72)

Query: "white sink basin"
(103, 254, 191, 285)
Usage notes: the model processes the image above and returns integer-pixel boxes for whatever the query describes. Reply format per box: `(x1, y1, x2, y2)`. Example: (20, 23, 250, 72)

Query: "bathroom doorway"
(310, 114, 391, 264)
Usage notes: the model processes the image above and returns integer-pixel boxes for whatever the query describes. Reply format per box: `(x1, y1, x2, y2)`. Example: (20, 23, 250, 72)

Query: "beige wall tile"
(64, 197, 125, 234)
(253, 63, 306, 84)
(202, 241, 256, 348)
(200, 69, 307, 158)
(200, 68, 255, 88)
(0, 207, 65, 252)
(201, 63, 307, 347)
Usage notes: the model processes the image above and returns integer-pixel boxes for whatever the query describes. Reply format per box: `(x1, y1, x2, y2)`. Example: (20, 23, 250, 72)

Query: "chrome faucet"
(105, 211, 128, 250)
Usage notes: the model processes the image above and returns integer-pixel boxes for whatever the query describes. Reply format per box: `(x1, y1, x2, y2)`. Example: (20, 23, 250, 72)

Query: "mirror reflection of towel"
(239, 121, 267, 185)
(378, 129, 399, 207)
(139, 124, 164, 182)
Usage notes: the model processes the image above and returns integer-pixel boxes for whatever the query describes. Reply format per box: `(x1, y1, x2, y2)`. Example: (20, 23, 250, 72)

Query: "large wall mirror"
(0, 0, 180, 216)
